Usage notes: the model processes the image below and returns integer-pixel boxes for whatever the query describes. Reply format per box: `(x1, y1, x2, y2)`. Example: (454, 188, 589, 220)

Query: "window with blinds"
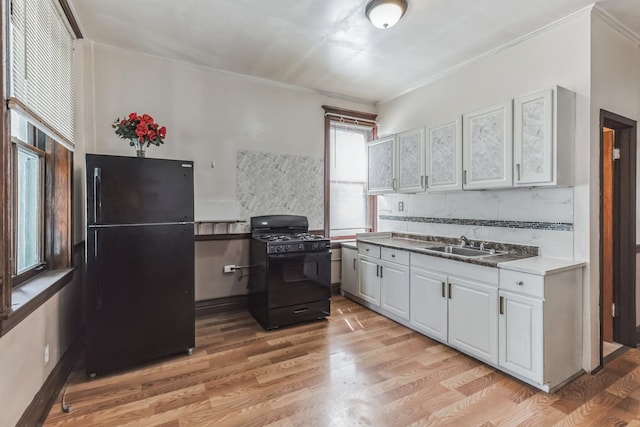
(10, 0, 75, 145)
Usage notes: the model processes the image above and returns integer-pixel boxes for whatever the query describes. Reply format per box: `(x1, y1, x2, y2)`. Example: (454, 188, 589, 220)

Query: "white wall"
(80, 42, 374, 300)
(0, 278, 81, 427)
(590, 11, 640, 335)
(375, 10, 593, 367)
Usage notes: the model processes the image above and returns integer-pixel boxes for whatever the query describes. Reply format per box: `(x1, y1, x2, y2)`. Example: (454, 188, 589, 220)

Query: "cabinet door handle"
(441, 282, 445, 298)
(425, 175, 429, 188)
(516, 280, 524, 286)
(516, 163, 521, 181)
(392, 178, 397, 190)
(353, 258, 356, 270)
(376, 265, 379, 277)
(463, 170, 467, 186)
(448, 282, 452, 299)
(499, 296, 504, 315)
(380, 266, 383, 278)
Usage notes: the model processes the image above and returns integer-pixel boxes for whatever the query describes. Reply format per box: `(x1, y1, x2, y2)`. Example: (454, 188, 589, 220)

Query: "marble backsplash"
(236, 150, 324, 229)
(378, 187, 574, 259)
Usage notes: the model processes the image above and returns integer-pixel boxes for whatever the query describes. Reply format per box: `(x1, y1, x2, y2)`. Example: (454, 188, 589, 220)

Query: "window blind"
(10, 0, 75, 145)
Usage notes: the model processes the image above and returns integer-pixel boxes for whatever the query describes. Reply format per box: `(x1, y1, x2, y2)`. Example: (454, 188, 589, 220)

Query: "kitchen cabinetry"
(513, 86, 574, 187)
(411, 253, 499, 365)
(367, 136, 396, 194)
(410, 267, 447, 341)
(357, 243, 409, 320)
(498, 258, 583, 392)
(340, 246, 358, 296)
(426, 119, 462, 191)
(463, 101, 513, 189)
(397, 127, 425, 193)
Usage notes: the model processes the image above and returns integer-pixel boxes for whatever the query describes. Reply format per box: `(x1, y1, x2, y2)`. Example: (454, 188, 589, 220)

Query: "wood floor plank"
(44, 295, 640, 426)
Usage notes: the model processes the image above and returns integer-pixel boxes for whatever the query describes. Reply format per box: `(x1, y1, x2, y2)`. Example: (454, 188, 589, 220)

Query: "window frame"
(322, 105, 378, 240)
(12, 136, 47, 286)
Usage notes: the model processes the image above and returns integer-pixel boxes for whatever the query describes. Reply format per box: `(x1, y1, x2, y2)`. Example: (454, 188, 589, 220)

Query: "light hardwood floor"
(44, 296, 640, 426)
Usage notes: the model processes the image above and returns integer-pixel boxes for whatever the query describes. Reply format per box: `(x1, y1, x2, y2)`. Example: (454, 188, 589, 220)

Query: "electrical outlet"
(398, 201, 404, 212)
(44, 344, 50, 364)
(223, 265, 236, 274)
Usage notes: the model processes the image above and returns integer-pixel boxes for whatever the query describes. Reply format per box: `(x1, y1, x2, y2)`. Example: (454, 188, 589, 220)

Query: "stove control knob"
(312, 243, 319, 250)
(276, 245, 282, 252)
(298, 244, 304, 250)
(284, 245, 290, 252)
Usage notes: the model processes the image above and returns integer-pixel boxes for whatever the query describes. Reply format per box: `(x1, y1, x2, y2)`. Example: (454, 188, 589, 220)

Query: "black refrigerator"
(85, 154, 195, 377)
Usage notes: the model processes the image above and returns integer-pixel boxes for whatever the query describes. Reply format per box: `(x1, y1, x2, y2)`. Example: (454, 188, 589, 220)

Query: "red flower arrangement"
(112, 112, 167, 148)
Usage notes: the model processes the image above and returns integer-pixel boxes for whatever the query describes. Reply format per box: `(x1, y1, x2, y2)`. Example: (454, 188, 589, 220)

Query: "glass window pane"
(16, 146, 41, 273)
(11, 110, 29, 142)
(329, 123, 372, 237)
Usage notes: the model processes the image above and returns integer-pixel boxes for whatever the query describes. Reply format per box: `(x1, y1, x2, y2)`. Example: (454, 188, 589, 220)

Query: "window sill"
(0, 268, 75, 337)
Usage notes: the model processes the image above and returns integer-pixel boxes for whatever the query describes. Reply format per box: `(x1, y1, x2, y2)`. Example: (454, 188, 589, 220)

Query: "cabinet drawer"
(358, 242, 381, 258)
(499, 269, 544, 298)
(381, 247, 409, 265)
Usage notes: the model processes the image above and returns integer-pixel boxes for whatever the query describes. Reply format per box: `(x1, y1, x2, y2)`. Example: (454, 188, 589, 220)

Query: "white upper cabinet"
(396, 127, 426, 193)
(513, 86, 574, 187)
(427, 118, 462, 192)
(463, 101, 513, 189)
(367, 135, 396, 194)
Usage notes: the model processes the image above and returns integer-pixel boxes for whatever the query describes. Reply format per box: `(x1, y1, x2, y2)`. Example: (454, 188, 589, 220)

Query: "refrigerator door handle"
(94, 230, 102, 310)
(94, 167, 102, 223)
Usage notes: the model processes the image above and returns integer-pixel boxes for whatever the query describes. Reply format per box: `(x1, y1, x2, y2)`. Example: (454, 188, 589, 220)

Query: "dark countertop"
(356, 232, 539, 268)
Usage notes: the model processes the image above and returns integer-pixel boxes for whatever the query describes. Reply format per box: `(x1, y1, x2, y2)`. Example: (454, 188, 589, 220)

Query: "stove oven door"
(266, 251, 331, 308)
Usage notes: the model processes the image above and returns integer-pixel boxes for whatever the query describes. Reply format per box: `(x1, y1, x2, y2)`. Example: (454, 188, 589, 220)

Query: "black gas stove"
(248, 215, 331, 329)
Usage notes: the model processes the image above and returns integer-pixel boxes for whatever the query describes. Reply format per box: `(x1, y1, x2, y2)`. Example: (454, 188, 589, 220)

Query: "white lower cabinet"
(498, 260, 584, 392)
(356, 244, 410, 320)
(380, 259, 410, 319)
(448, 276, 499, 365)
(358, 255, 381, 306)
(340, 246, 358, 296)
(410, 254, 499, 365)
(498, 290, 543, 384)
(410, 267, 447, 342)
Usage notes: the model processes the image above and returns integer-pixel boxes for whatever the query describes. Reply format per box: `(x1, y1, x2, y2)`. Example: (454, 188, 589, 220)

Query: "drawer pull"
(391, 254, 396, 258)
(516, 280, 524, 286)
(294, 307, 309, 314)
(499, 296, 504, 315)
(366, 248, 370, 252)
(441, 282, 445, 298)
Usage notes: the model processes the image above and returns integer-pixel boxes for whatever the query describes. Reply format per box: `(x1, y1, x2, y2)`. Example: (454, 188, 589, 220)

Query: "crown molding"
(592, 4, 640, 46)
(378, 4, 595, 105)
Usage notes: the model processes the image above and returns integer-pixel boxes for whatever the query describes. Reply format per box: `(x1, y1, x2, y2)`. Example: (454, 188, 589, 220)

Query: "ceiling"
(68, 0, 640, 104)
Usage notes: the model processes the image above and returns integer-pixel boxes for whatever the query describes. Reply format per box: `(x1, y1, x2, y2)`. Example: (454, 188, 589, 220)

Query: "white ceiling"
(68, 0, 640, 104)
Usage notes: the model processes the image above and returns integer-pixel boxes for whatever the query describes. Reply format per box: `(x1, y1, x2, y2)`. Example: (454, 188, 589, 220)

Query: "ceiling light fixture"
(365, 0, 408, 29)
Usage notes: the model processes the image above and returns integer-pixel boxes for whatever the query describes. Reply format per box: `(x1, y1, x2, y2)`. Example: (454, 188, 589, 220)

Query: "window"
(15, 142, 44, 275)
(323, 106, 378, 239)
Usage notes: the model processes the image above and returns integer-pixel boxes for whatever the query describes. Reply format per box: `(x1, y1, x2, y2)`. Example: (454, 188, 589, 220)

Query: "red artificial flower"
(159, 126, 167, 138)
(135, 123, 148, 137)
(128, 112, 138, 120)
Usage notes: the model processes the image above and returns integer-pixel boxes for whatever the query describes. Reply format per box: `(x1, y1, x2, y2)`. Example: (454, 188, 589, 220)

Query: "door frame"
(599, 109, 637, 368)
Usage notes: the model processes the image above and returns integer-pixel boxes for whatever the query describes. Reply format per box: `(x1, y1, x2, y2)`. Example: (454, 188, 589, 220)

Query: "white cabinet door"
(410, 267, 448, 342)
(380, 259, 410, 320)
(514, 89, 553, 186)
(499, 291, 543, 384)
(397, 128, 425, 193)
(427, 119, 462, 192)
(358, 255, 381, 306)
(448, 276, 499, 364)
(341, 247, 358, 296)
(462, 101, 513, 189)
(367, 136, 396, 194)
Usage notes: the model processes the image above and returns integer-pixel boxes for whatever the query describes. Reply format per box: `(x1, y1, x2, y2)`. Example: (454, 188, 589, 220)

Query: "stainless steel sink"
(422, 245, 505, 258)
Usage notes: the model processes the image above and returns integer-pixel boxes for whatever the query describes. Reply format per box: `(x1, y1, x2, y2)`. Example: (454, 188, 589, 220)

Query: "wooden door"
(602, 128, 614, 343)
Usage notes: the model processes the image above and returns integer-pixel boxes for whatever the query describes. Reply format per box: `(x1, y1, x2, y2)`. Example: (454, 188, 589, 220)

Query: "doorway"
(599, 110, 637, 366)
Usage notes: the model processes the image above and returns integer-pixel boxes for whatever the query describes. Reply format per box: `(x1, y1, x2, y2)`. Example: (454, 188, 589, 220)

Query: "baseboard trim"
(195, 295, 248, 317)
(17, 328, 83, 427)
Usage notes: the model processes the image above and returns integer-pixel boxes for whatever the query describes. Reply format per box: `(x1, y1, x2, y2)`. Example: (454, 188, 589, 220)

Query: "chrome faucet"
(460, 235, 472, 247)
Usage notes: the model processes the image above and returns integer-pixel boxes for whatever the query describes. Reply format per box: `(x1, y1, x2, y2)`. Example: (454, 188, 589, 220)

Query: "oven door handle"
(268, 252, 329, 260)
